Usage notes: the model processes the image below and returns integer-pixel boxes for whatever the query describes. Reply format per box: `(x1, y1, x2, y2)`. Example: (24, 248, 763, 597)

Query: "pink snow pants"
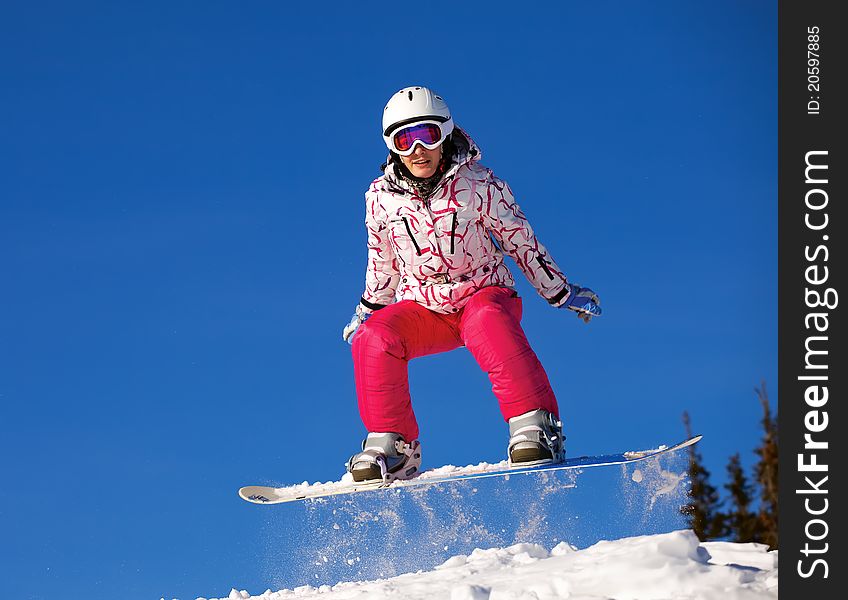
(351, 286, 559, 441)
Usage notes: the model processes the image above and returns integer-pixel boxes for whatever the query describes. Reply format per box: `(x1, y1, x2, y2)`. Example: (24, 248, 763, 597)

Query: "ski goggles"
(384, 119, 453, 156)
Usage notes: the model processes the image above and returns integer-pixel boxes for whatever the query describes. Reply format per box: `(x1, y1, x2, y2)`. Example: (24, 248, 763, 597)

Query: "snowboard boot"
(507, 409, 565, 466)
(346, 432, 422, 483)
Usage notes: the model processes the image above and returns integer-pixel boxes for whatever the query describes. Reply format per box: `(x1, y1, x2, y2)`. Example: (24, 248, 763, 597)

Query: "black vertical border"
(779, 0, 846, 596)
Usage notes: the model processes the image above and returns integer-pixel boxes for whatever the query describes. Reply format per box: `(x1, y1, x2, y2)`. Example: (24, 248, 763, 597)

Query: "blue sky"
(1, 1, 776, 598)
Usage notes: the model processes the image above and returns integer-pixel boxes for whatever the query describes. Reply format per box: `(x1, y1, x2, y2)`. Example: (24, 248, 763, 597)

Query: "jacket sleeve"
(482, 174, 571, 306)
(360, 190, 400, 313)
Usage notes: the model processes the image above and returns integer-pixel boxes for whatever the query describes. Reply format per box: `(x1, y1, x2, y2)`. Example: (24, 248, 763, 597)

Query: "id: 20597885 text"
(807, 26, 821, 115)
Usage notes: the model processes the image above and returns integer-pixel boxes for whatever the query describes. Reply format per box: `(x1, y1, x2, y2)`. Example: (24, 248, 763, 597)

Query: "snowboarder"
(342, 86, 601, 483)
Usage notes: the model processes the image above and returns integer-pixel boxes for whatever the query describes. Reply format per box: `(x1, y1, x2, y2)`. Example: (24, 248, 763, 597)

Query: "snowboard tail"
(239, 435, 701, 505)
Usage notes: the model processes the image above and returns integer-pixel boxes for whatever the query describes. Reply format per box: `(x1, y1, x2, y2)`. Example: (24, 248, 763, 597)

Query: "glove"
(342, 304, 371, 344)
(560, 284, 602, 323)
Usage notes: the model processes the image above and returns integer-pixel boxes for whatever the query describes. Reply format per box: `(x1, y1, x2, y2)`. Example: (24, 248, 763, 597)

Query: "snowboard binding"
(347, 432, 422, 484)
(507, 409, 565, 467)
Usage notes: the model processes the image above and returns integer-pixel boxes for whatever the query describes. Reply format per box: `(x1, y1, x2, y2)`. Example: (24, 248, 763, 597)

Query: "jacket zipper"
(402, 217, 422, 256)
(450, 212, 457, 254)
(536, 255, 554, 280)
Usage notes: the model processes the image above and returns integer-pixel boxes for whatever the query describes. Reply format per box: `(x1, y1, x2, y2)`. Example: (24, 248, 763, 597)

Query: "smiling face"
(400, 143, 442, 179)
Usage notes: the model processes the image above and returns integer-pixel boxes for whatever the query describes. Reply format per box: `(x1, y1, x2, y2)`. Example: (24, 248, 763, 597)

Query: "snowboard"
(238, 434, 701, 505)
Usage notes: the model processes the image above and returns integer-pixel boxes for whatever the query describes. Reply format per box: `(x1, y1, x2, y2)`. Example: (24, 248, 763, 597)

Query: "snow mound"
(204, 530, 777, 599)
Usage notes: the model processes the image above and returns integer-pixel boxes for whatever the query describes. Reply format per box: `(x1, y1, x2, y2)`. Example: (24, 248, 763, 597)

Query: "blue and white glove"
(342, 304, 371, 344)
(560, 284, 602, 323)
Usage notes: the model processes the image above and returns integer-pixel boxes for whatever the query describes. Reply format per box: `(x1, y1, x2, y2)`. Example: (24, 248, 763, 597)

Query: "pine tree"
(723, 453, 758, 542)
(682, 411, 725, 540)
(753, 381, 779, 549)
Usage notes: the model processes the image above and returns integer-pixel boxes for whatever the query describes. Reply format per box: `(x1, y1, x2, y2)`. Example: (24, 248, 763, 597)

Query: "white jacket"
(359, 128, 569, 314)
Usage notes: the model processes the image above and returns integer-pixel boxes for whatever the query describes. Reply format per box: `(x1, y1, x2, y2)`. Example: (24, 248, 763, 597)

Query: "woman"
(342, 86, 601, 483)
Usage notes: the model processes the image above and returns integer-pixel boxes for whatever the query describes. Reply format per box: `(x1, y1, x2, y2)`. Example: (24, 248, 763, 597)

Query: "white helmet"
(382, 86, 454, 151)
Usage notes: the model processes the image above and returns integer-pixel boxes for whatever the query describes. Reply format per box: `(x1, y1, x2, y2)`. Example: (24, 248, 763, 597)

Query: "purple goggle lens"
(391, 122, 444, 153)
